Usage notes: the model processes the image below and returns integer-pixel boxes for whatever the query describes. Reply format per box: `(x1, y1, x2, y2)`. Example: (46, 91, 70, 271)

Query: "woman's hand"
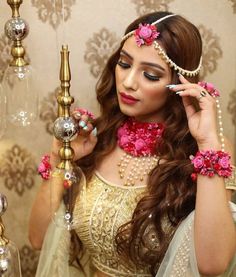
(169, 74, 220, 150)
(51, 111, 98, 164)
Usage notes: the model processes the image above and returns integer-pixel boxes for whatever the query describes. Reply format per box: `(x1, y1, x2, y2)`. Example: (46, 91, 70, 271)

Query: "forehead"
(121, 36, 170, 71)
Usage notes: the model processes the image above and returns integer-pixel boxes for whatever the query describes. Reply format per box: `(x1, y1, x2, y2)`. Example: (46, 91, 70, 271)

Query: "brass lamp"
(2, 0, 38, 127)
(0, 194, 22, 276)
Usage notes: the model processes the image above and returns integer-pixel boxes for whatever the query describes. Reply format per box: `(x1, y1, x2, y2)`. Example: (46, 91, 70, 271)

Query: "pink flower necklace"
(117, 117, 164, 186)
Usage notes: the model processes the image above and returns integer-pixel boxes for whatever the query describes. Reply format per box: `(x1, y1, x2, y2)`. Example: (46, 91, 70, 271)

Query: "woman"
(29, 11, 236, 276)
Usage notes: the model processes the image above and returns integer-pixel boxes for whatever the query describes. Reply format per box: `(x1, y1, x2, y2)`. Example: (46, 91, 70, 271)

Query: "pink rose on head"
(192, 156, 204, 169)
(218, 157, 230, 168)
(134, 24, 159, 47)
(139, 25, 152, 39)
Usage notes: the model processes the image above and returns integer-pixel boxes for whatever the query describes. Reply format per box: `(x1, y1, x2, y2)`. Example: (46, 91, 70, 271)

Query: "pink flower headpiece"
(134, 23, 160, 47)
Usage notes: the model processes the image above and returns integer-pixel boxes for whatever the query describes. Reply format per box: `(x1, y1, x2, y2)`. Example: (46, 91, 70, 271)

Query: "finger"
(167, 83, 199, 92)
(82, 128, 98, 155)
(78, 115, 89, 130)
(181, 96, 197, 119)
(176, 88, 211, 101)
(79, 121, 93, 136)
(72, 110, 81, 120)
(178, 73, 190, 84)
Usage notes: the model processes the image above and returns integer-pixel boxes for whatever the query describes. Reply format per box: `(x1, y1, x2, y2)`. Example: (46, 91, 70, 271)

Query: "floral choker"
(117, 117, 164, 157)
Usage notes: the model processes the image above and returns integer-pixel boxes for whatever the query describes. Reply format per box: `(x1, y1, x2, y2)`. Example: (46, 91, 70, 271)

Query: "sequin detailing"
(225, 165, 236, 190)
(73, 172, 152, 276)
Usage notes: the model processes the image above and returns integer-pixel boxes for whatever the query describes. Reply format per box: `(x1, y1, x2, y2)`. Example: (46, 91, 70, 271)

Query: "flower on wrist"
(190, 150, 232, 181)
(38, 154, 52, 180)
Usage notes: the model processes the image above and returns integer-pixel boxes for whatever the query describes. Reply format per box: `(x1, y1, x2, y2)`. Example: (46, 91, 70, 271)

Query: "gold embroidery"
(225, 166, 236, 191)
(74, 173, 152, 276)
(169, 220, 192, 277)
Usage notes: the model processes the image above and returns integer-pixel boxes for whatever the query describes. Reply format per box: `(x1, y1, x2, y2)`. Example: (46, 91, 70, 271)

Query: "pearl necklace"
(117, 118, 164, 186)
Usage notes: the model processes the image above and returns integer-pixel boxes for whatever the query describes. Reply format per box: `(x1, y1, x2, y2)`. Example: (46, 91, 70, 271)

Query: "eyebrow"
(120, 49, 166, 72)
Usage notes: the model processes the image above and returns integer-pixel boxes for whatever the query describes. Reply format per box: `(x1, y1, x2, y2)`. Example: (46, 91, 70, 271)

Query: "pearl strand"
(117, 153, 159, 186)
(216, 98, 225, 151)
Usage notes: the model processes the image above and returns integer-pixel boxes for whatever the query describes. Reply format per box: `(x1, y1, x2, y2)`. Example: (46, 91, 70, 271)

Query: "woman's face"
(115, 36, 172, 122)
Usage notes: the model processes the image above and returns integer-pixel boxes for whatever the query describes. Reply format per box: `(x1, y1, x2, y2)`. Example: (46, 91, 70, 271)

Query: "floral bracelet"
(190, 150, 232, 181)
(38, 154, 52, 180)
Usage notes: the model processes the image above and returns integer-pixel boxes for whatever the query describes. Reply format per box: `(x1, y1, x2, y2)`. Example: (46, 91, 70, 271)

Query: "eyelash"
(143, 72, 159, 81)
(117, 60, 130, 69)
(117, 60, 160, 81)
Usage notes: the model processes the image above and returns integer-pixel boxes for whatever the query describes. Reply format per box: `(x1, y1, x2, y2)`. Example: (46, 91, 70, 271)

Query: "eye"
(117, 60, 130, 69)
(143, 71, 160, 81)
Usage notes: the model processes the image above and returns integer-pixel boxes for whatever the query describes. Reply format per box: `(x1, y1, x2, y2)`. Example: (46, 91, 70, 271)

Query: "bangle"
(190, 150, 232, 181)
(38, 154, 52, 180)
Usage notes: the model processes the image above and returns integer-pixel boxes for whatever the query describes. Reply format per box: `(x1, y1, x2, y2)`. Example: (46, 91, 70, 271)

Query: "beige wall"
(0, 0, 235, 275)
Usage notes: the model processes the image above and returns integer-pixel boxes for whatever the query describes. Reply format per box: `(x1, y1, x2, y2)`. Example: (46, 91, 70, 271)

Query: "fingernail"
(74, 112, 81, 118)
(91, 127, 97, 137)
(176, 91, 183, 95)
(177, 72, 184, 77)
(79, 120, 86, 128)
(166, 84, 176, 89)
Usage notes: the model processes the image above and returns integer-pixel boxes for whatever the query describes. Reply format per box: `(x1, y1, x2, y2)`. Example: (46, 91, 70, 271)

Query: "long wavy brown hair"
(71, 11, 202, 275)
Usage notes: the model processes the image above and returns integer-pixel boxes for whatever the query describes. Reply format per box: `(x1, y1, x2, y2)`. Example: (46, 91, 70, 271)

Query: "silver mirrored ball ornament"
(5, 18, 29, 41)
(53, 117, 78, 142)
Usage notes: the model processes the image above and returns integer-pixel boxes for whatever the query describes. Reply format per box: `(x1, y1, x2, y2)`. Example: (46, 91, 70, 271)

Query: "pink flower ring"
(74, 108, 95, 120)
(198, 81, 220, 97)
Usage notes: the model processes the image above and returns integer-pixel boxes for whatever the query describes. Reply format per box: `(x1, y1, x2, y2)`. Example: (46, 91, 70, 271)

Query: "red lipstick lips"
(120, 92, 139, 105)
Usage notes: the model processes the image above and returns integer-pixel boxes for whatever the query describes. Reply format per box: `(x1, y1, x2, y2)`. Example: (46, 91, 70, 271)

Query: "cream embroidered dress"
(36, 168, 236, 277)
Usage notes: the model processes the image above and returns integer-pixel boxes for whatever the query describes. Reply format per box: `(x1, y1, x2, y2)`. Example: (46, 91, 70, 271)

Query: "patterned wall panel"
(0, 1, 235, 276)
(0, 144, 37, 196)
(84, 28, 119, 78)
(229, 0, 236, 13)
(0, 34, 11, 83)
(131, 0, 174, 15)
(198, 25, 223, 79)
(39, 87, 60, 135)
(31, 0, 76, 29)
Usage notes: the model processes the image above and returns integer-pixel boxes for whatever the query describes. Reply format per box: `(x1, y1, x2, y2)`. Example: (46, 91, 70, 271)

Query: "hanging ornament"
(2, 0, 38, 127)
(51, 45, 83, 230)
(0, 193, 22, 276)
(0, 84, 6, 139)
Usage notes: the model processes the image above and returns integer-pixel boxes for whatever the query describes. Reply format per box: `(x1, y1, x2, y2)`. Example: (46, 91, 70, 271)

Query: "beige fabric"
(35, 201, 236, 277)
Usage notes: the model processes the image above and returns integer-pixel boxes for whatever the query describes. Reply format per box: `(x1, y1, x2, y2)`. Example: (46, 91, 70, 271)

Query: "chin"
(119, 105, 138, 118)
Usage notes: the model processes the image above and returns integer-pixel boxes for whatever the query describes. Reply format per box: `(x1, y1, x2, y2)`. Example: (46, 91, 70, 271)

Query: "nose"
(123, 69, 138, 91)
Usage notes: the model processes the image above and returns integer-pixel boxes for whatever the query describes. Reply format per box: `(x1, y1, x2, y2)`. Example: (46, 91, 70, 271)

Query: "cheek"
(115, 66, 123, 85)
(144, 86, 167, 103)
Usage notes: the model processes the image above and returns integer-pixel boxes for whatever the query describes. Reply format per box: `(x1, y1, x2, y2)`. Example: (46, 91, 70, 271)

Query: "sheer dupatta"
(36, 202, 236, 277)
(156, 202, 236, 277)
